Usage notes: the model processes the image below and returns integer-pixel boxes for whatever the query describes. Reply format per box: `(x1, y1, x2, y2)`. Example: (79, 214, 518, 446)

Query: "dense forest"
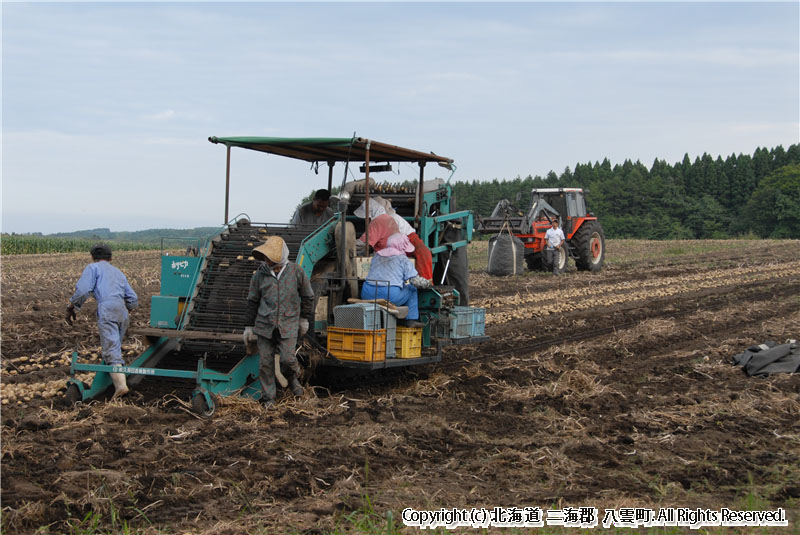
(453, 144, 800, 239)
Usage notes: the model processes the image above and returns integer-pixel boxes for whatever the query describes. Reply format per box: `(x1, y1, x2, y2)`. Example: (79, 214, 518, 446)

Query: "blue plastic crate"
(436, 306, 486, 339)
(468, 307, 486, 337)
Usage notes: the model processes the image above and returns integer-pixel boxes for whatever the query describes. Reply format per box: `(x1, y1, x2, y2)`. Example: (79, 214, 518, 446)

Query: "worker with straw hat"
(243, 236, 314, 407)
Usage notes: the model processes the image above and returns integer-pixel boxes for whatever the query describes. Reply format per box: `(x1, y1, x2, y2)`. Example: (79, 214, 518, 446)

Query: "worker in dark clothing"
(67, 244, 138, 398)
(291, 189, 334, 227)
(243, 236, 314, 406)
(433, 222, 470, 306)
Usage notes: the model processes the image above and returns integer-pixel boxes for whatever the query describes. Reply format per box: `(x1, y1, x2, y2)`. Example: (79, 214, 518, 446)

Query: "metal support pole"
(327, 161, 334, 192)
(224, 145, 231, 224)
(364, 140, 371, 253)
(415, 162, 426, 227)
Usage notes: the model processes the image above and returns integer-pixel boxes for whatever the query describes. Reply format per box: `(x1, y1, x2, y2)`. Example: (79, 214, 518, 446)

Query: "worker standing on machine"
(355, 198, 434, 283)
(243, 236, 314, 407)
(357, 212, 399, 253)
(291, 189, 334, 227)
(66, 244, 138, 399)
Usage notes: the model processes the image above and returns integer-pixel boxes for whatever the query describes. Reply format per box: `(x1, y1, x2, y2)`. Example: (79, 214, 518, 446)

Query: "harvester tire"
(573, 221, 605, 272)
(65, 383, 82, 405)
(191, 391, 216, 418)
(525, 253, 544, 271)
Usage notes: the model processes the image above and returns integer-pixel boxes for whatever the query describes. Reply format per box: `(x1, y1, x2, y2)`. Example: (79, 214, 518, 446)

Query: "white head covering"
(354, 197, 388, 219)
(275, 240, 290, 266)
(390, 213, 415, 236)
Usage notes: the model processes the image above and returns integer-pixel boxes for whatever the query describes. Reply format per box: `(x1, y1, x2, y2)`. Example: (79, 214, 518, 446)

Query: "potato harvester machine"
(66, 136, 488, 415)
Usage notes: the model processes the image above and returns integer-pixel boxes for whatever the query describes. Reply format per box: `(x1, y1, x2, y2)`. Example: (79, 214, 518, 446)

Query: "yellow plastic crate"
(395, 327, 422, 359)
(327, 327, 387, 362)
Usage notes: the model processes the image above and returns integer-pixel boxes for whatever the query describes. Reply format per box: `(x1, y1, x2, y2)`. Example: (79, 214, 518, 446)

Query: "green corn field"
(0, 234, 160, 255)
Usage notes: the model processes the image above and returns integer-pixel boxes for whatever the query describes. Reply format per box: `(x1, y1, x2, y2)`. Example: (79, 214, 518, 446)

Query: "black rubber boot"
(290, 376, 304, 397)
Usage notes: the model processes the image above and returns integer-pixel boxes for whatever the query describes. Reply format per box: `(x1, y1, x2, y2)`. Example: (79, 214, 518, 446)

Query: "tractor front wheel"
(573, 221, 606, 272)
(525, 253, 543, 271)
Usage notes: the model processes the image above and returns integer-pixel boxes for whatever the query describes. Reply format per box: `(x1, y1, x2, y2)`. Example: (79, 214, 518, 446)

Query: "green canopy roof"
(208, 136, 453, 168)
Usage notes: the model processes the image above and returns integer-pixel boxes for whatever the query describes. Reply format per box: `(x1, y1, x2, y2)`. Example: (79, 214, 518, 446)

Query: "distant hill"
(43, 227, 222, 244)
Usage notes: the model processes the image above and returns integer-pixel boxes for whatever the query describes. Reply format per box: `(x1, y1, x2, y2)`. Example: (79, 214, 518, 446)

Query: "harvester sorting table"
(66, 136, 488, 415)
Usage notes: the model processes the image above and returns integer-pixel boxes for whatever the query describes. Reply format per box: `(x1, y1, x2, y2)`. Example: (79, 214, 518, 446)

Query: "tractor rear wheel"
(573, 221, 605, 272)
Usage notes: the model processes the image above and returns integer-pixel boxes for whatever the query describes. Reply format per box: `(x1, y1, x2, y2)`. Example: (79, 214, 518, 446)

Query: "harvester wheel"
(573, 221, 606, 272)
(191, 391, 216, 418)
(65, 383, 82, 405)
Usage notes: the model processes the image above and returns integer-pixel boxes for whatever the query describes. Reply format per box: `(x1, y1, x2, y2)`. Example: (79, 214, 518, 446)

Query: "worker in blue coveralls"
(66, 244, 138, 398)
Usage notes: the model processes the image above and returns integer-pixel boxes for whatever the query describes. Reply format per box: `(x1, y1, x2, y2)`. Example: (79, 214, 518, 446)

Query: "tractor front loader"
(478, 188, 605, 273)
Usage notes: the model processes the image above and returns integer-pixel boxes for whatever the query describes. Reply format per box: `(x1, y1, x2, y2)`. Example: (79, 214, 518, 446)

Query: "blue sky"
(2, 2, 798, 233)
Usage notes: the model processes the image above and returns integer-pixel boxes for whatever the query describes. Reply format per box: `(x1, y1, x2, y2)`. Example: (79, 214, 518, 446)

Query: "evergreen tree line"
(452, 144, 800, 239)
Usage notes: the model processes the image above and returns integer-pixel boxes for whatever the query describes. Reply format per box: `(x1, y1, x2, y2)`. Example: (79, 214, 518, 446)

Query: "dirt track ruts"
(2, 241, 799, 535)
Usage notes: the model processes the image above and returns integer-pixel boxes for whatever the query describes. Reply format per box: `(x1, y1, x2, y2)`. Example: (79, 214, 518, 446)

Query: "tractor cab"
(527, 188, 589, 235)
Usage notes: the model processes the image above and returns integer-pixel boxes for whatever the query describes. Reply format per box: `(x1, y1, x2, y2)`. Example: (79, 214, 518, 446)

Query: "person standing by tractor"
(544, 219, 566, 275)
(291, 189, 334, 227)
(243, 236, 314, 407)
(66, 244, 138, 398)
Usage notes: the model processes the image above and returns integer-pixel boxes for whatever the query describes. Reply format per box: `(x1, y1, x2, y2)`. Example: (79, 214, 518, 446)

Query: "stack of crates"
(328, 303, 396, 360)
(435, 306, 486, 340)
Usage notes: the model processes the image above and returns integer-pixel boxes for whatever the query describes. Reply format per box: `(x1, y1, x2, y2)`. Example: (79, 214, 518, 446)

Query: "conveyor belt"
(185, 222, 317, 334)
(147, 221, 319, 374)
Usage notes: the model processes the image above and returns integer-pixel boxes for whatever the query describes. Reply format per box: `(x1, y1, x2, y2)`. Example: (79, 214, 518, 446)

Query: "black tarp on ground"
(732, 340, 800, 376)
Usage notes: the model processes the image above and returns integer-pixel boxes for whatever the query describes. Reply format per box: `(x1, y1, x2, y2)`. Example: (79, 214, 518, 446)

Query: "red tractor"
(479, 188, 605, 273)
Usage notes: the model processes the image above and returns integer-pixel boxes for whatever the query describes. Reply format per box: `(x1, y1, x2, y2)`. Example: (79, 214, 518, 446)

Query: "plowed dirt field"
(2, 240, 799, 534)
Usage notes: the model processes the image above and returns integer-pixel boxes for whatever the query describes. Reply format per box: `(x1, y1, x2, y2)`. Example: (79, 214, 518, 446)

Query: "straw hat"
(252, 236, 285, 263)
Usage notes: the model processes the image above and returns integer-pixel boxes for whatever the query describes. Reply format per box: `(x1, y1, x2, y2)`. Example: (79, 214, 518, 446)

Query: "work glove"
(298, 318, 310, 337)
(242, 326, 256, 345)
(66, 304, 77, 325)
(409, 276, 432, 289)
